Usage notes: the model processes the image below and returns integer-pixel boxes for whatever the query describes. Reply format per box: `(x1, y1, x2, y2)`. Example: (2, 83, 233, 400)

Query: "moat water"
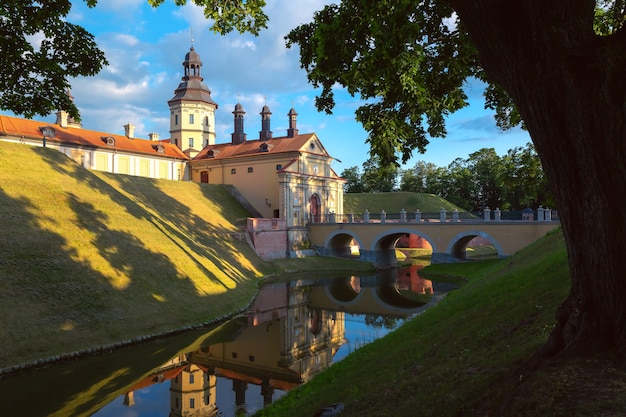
(0, 265, 454, 417)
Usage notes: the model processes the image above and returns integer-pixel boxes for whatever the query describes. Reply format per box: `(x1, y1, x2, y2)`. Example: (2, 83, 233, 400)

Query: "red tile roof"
(193, 133, 320, 161)
(0, 114, 189, 160)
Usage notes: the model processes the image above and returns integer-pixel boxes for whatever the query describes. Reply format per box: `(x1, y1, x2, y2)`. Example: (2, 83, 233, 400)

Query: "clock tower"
(168, 45, 218, 158)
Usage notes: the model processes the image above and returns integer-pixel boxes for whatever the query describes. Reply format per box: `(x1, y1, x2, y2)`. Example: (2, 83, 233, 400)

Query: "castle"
(0, 45, 345, 258)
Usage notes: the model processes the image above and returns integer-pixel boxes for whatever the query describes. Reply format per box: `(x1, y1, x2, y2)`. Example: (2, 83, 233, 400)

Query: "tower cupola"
(168, 44, 218, 153)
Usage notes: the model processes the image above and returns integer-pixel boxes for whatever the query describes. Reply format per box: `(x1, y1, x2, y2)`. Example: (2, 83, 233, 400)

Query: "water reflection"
(0, 267, 447, 417)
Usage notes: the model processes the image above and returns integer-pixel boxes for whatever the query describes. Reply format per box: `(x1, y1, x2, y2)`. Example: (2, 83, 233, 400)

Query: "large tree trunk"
(451, 0, 626, 361)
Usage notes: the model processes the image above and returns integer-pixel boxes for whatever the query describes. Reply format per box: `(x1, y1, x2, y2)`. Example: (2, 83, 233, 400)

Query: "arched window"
(247, 167, 253, 173)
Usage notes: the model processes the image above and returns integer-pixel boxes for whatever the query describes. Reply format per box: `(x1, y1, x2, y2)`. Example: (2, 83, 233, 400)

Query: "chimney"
(149, 132, 160, 142)
(56, 111, 68, 128)
(124, 123, 135, 139)
(231, 103, 247, 145)
(259, 105, 272, 141)
(287, 107, 299, 138)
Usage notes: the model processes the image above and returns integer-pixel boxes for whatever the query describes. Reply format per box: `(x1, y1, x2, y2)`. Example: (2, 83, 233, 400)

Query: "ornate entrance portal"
(309, 193, 321, 223)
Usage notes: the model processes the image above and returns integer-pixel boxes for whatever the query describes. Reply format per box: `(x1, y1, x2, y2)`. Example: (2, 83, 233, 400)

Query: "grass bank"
(344, 191, 465, 215)
(0, 142, 373, 369)
(256, 228, 626, 416)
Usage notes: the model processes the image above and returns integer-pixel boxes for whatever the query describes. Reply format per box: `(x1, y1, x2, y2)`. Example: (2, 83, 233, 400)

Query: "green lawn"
(344, 191, 467, 215)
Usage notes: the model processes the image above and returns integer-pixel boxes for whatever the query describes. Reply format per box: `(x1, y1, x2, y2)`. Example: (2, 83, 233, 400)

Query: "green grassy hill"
(0, 142, 267, 367)
(257, 228, 626, 416)
(344, 191, 466, 215)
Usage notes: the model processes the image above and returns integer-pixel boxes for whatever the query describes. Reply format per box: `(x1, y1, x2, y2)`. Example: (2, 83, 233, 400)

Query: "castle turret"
(168, 45, 218, 156)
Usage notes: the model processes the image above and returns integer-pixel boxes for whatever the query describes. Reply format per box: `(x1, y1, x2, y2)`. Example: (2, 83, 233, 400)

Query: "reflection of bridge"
(309, 270, 434, 317)
(309, 217, 560, 266)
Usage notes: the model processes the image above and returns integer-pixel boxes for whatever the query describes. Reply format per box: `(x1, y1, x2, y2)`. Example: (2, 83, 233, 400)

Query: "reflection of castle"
(189, 281, 346, 415)
(122, 280, 346, 415)
(119, 274, 434, 415)
(169, 364, 218, 417)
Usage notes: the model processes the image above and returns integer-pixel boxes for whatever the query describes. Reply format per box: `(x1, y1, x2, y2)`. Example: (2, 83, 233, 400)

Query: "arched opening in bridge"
(327, 233, 361, 258)
(375, 233, 434, 267)
(394, 233, 433, 262)
(451, 235, 499, 260)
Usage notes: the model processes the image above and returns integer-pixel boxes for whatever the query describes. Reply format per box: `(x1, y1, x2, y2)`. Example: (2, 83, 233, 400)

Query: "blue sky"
(39, 0, 531, 172)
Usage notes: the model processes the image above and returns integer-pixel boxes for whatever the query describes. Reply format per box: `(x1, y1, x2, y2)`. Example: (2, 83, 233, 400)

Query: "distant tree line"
(340, 143, 554, 211)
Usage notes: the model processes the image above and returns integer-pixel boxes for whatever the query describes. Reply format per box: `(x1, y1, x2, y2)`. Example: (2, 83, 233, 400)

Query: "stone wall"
(247, 218, 287, 260)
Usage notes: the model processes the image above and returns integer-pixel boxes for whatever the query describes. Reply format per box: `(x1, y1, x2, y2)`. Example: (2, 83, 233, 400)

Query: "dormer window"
(310, 142, 315, 150)
(39, 126, 56, 138)
(207, 149, 215, 158)
(102, 136, 115, 146)
(152, 144, 165, 153)
(259, 142, 269, 152)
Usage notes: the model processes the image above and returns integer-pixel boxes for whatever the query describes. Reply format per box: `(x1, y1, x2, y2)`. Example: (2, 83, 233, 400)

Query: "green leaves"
(148, 0, 269, 35)
(286, 0, 479, 166)
(0, 0, 107, 120)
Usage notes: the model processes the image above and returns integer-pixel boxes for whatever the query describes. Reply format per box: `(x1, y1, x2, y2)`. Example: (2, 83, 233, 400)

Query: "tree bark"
(451, 0, 626, 362)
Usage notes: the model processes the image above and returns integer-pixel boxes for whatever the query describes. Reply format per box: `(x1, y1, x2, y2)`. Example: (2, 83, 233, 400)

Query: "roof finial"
(190, 27, 194, 48)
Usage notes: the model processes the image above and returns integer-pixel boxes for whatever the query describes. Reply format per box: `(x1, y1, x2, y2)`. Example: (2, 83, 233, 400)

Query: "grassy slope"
(344, 191, 465, 214)
(256, 228, 626, 416)
(0, 142, 372, 368)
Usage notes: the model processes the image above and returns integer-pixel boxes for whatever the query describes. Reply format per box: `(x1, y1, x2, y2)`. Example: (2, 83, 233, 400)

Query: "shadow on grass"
(0, 145, 270, 413)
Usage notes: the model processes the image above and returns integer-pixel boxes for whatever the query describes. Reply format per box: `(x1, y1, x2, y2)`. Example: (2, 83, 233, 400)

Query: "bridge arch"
(370, 228, 438, 267)
(446, 230, 505, 260)
(323, 230, 365, 258)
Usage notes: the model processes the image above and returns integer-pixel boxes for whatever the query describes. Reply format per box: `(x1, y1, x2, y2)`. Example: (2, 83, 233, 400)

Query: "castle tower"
(259, 104, 272, 141)
(168, 45, 218, 158)
(231, 102, 247, 145)
(287, 107, 298, 138)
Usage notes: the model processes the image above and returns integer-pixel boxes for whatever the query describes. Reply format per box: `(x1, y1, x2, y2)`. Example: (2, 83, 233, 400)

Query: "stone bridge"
(308, 212, 560, 266)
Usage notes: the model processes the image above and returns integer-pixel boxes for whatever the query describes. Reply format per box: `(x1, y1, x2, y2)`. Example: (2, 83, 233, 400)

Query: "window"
(276, 164, 282, 171)
(101, 136, 115, 146)
(189, 114, 195, 124)
(205, 116, 209, 126)
(207, 149, 215, 158)
(232, 351, 238, 358)
(188, 138, 194, 148)
(189, 373, 195, 384)
(259, 143, 269, 152)
(190, 398, 195, 409)
(249, 355, 255, 362)
(247, 167, 253, 173)
(231, 168, 236, 174)
(175, 115, 179, 125)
